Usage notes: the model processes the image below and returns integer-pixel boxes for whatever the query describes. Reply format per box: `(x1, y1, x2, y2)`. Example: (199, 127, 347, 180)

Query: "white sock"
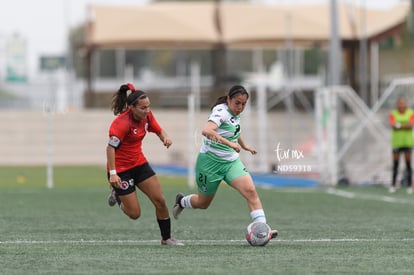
(250, 209, 266, 223)
(180, 195, 194, 209)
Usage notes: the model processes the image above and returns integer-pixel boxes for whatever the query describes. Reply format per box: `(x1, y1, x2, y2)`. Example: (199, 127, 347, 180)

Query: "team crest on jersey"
(108, 136, 121, 148)
(120, 179, 134, 190)
(120, 181, 129, 190)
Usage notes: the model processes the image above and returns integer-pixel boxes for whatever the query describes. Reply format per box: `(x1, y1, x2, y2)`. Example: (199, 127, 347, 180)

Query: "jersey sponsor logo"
(132, 128, 137, 134)
(108, 136, 121, 148)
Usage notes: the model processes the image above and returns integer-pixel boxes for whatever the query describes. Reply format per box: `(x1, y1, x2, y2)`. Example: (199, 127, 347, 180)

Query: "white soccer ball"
(245, 221, 272, 246)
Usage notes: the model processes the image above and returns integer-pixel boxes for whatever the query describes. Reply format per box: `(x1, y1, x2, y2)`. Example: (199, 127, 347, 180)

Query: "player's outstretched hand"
(163, 137, 172, 148)
(245, 146, 257, 155)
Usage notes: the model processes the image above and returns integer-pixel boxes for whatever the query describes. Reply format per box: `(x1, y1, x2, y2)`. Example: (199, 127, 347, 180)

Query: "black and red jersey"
(107, 109, 162, 172)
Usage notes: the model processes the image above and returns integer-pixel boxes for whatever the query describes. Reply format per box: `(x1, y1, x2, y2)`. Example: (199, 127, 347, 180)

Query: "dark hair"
(111, 83, 147, 115)
(211, 85, 249, 109)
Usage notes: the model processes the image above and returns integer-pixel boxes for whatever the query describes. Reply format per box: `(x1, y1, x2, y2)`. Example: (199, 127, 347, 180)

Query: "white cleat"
(161, 237, 184, 246)
(172, 192, 184, 219)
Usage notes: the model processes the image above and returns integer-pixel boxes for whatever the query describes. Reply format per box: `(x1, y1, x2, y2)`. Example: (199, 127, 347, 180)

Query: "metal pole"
(329, 0, 342, 86)
(359, 0, 368, 103)
(256, 72, 268, 173)
(328, 89, 338, 186)
(242, 83, 253, 170)
(328, 0, 342, 186)
(63, 0, 72, 110)
(187, 62, 200, 189)
(370, 42, 379, 107)
(191, 62, 201, 112)
(187, 94, 196, 189)
(315, 89, 326, 183)
(47, 106, 54, 189)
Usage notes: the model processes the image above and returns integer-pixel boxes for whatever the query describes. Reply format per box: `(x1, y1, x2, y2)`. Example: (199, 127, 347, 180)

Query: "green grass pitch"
(1, 166, 414, 274)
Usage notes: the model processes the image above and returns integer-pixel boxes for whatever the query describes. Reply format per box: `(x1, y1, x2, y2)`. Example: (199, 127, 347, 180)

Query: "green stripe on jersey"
(200, 103, 241, 161)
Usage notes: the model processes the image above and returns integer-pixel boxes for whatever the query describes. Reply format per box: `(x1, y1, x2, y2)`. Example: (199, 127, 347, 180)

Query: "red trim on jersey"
(107, 109, 162, 173)
(389, 113, 396, 125)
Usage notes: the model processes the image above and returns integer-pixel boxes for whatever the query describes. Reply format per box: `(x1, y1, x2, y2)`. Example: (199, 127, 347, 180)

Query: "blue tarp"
(153, 164, 319, 188)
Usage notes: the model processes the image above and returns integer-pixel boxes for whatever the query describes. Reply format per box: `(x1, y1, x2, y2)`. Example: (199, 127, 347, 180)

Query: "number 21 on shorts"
(198, 173, 208, 193)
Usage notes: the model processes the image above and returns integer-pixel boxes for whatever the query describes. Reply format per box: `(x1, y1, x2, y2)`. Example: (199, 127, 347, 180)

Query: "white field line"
(325, 188, 414, 205)
(1, 238, 414, 245)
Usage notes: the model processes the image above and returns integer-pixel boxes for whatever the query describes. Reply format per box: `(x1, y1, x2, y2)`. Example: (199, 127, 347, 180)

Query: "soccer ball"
(245, 221, 272, 246)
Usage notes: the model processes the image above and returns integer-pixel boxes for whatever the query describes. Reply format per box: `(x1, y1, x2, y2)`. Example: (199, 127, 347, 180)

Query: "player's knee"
(244, 186, 258, 198)
(127, 212, 141, 220)
(124, 209, 141, 220)
(152, 197, 167, 210)
(196, 201, 211, 209)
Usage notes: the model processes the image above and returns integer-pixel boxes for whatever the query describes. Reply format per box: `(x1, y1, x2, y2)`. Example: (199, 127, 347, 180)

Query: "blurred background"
(1, 0, 414, 187)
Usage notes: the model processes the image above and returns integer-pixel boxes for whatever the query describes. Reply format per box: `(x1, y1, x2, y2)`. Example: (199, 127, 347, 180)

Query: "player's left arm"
(147, 111, 172, 148)
(156, 129, 172, 149)
(400, 112, 414, 129)
(238, 136, 257, 155)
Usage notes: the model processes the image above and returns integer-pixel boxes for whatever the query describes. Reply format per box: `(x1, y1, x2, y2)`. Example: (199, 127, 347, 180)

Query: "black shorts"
(392, 147, 412, 154)
(108, 162, 156, 196)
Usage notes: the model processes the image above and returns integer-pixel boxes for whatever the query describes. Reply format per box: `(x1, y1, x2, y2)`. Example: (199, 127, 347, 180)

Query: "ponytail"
(111, 83, 148, 115)
(211, 85, 249, 109)
(211, 96, 228, 109)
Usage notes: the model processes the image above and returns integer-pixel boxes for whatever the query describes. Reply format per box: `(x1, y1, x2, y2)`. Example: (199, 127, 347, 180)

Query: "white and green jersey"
(200, 103, 241, 161)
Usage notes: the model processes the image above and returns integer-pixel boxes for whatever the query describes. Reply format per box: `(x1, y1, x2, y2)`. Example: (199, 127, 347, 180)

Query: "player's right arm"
(389, 113, 400, 129)
(238, 136, 257, 155)
(106, 145, 121, 188)
(107, 117, 126, 189)
(202, 121, 241, 152)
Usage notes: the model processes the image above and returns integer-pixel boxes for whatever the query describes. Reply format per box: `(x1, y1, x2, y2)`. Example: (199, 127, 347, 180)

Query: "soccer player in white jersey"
(173, 85, 278, 239)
